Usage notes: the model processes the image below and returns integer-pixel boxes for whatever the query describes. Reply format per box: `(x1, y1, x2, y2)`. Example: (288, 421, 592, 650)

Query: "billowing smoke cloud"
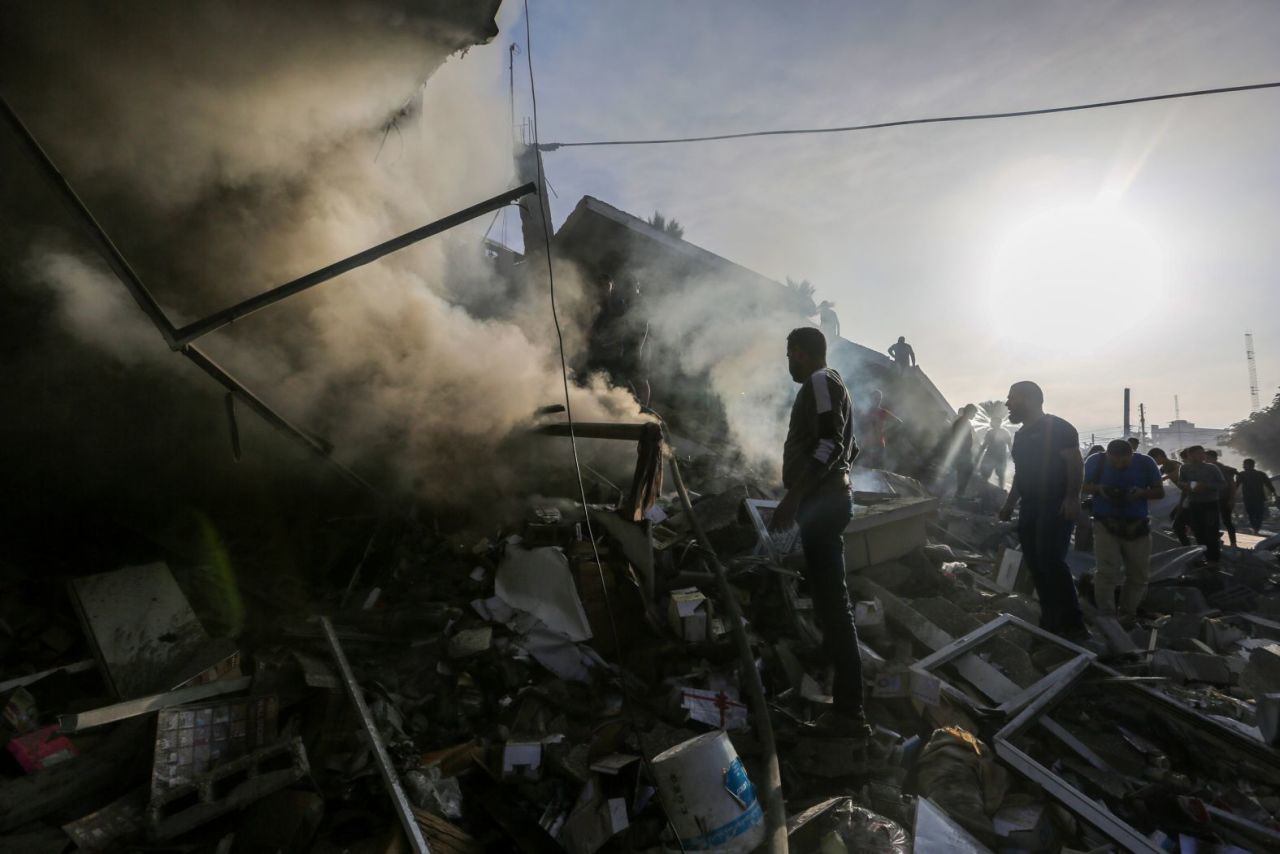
(2, 1, 642, 508)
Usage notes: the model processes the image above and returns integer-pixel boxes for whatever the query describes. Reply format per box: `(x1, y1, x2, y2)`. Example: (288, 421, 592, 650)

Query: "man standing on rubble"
(1237, 459, 1278, 533)
(979, 419, 1012, 489)
(1082, 440, 1164, 624)
(1206, 450, 1239, 550)
(888, 336, 916, 371)
(1178, 445, 1226, 565)
(770, 327, 869, 739)
(998, 381, 1087, 640)
(949, 404, 978, 497)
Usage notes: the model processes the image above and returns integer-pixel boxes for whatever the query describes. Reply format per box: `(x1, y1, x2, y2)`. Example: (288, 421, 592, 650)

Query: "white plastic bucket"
(652, 731, 765, 853)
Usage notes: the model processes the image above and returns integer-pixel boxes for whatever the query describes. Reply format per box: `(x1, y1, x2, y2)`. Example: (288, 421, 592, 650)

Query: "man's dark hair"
(1244, 458, 1256, 467)
(1127, 437, 1140, 448)
(1009, 380, 1044, 404)
(1107, 439, 1133, 456)
(1086, 445, 1105, 457)
(787, 327, 827, 360)
(1149, 447, 1167, 460)
(1185, 444, 1204, 455)
(1206, 449, 1219, 459)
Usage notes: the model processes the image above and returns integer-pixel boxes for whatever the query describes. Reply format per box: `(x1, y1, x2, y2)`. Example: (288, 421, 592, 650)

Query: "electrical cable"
(522, 2, 685, 849)
(539, 79, 1280, 150)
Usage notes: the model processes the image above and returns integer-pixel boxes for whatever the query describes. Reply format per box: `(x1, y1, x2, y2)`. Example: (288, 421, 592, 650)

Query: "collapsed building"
(3, 3, 1280, 854)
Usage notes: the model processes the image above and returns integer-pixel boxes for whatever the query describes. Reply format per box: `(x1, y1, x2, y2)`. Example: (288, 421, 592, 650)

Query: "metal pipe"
(172, 182, 537, 347)
(533, 421, 654, 441)
(182, 344, 377, 495)
(664, 442, 788, 854)
(322, 617, 431, 854)
(1, 96, 178, 346)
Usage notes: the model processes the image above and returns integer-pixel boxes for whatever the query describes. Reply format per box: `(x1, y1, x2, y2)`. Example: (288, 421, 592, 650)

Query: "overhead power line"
(538, 80, 1280, 150)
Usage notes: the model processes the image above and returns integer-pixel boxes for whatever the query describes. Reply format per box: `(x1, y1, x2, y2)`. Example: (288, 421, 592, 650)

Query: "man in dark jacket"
(770, 327, 867, 738)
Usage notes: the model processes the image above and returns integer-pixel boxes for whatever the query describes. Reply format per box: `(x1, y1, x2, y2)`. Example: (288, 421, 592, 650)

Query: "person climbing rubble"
(769, 326, 870, 739)
(888, 335, 916, 372)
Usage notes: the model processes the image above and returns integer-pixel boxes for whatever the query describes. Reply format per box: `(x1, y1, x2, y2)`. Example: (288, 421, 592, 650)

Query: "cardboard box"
(668, 588, 710, 642)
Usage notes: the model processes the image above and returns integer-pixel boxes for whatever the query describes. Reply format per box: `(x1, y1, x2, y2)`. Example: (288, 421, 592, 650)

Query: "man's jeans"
(1245, 499, 1267, 532)
(1187, 502, 1222, 561)
(1017, 504, 1083, 634)
(1093, 524, 1152, 617)
(797, 487, 864, 720)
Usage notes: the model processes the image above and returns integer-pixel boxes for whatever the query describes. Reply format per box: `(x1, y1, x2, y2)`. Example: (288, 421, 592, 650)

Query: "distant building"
(1149, 419, 1229, 451)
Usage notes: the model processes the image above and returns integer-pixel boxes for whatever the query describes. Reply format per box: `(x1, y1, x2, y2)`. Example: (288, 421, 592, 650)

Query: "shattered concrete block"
(1157, 613, 1204, 641)
(1203, 618, 1248, 652)
(1258, 693, 1280, 747)
(1242, 643, 1280, 699)
(1151, 649, 1232, 685)
(1142, 586, 1210, 615)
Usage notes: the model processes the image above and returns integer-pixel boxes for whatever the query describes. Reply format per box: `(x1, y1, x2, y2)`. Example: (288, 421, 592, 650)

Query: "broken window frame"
(995, 658, 1280, 853)
(908, 613, 1095, 716)
(991, 664, 1162, 854)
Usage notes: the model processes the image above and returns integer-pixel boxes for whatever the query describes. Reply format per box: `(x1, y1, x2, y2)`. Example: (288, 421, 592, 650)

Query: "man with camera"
(1082, 440, 1164, 625)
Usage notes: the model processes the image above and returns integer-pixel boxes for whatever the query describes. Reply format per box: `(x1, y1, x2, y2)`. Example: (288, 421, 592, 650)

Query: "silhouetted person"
(1082, 440, 1163, 625)
(1149, 447, 1187, 544)
(769, 327, 868, 739)
(888, 336, 915, 371)
(1177, 445, 1226, 565)
(818, 300, 840, 341)
(979, 421, 1012, 489)
(950, 404, 978, 497)
(1206, 450, 1238, 549)
(1237, 459, 1278, 533)
(1171, 448, 1195, 546)
(998, 381, 1086, 640)
(1127, 437, 1141, 453)
(861, 389, 900, 469)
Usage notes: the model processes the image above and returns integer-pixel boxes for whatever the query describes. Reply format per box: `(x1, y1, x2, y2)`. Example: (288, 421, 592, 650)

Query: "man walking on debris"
(978, 419, 1012, 489)
(1238, 459, 1278, 533)
(998, 381, 1087, 640)
(1177, 445, 1226, 566)
(770, 327, 869, 739)
(1206, 450, 1239, 550)
(1082, 439, 1163, 625)
(949, 404, 978, 497)
(888, 336, 916, 371)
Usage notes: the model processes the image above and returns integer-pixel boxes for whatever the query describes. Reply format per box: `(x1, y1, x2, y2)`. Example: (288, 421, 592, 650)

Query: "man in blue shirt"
(1082, 440, 1164, 624)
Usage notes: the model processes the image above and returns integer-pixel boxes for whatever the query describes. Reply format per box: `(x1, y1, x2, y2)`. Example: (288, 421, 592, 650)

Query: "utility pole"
(1123, 388, 1131, 438)
(508, 44, 519, 144)
(1174, 395, 1183, 448)
(1139, 403, 1146, 445)
(1246, 331, 1261, 412)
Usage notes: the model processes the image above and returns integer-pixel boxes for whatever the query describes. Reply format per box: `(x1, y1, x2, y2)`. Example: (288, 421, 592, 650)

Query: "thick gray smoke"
(2, 2, 641, 507)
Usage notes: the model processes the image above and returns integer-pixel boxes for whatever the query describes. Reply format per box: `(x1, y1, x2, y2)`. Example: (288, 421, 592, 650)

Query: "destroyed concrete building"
(3, 3, 1280, 854)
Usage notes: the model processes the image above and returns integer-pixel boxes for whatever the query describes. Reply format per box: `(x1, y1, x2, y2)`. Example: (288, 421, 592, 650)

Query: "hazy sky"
(470, 1, 1280, 435)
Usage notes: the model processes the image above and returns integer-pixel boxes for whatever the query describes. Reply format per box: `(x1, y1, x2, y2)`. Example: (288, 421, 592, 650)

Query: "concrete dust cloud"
(2, 1, 641, 506)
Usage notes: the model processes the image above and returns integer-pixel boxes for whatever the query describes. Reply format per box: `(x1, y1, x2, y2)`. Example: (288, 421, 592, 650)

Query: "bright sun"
(986, 203, 1167, 348)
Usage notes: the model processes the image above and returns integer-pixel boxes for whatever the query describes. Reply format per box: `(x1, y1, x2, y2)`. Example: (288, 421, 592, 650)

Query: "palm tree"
(646, 211, 685, 240)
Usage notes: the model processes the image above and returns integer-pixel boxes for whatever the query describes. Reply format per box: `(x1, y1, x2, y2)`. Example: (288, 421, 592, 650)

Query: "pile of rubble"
(3, 451, 1280, 853)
